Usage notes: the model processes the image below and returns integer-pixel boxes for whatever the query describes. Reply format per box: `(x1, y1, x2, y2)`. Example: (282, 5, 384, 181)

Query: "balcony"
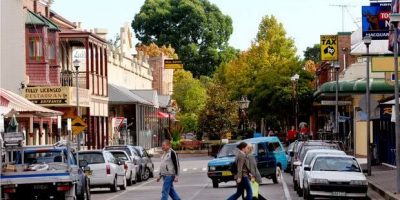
(60, 70, 87, 89)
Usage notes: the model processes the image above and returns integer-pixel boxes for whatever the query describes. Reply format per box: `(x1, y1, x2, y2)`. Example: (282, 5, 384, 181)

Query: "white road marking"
(281, 173, 292, 200)
(105, 178, 157, 200)
(188, 182, 209, 200)
(183, 168, 188, 172)
(202, 168, 207, 171)
(193, 168, 197, 170)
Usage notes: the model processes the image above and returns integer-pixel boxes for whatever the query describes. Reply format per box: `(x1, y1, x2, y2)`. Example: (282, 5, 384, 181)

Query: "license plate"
(33, 184, 48, 190)
(85, 170, 93, 176)
(332, 191, 346, 197)
(222, 171, 232, 176)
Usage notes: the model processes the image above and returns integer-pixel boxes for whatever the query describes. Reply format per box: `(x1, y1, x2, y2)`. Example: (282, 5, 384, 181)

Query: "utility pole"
(330, 4, 359, 32)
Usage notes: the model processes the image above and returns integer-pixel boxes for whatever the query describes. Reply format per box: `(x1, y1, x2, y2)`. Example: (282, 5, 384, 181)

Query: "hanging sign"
(320, 35, 338, 61)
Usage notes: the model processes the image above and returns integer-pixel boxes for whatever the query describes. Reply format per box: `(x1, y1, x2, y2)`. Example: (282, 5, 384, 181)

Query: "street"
(91, 156, 383, 200)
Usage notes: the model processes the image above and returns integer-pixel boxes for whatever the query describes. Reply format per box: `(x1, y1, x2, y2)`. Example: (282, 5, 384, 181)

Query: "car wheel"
(212, 180, 219, 188)
(110, 177, 118, 192)
(304, 188, 313, 200)
(142, 167, 150, 181)
(137, 168, 143, 182)
(127, 172, 133, 186)
(120, 177, 127, 190)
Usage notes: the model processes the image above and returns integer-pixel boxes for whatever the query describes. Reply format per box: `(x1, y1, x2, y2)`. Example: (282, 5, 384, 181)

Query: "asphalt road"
(91, 156, 383, 200)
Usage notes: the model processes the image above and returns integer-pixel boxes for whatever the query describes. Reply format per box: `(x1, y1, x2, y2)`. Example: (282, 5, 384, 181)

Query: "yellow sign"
(24, 87, 68, 105)
(320, 35, 338, 61)
(164, 60, 183, 69)
(72, 117, 87, 135)
(372, 57, 399, 72)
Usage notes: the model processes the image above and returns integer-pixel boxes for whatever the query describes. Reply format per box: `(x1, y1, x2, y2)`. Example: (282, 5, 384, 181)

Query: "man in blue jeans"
(157, 140, 181, 200)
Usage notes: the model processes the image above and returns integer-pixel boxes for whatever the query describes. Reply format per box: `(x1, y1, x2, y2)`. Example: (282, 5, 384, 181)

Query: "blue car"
(207, 137, 287, 188)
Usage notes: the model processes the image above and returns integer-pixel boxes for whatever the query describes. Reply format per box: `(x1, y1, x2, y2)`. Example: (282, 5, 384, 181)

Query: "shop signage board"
(362, 2, 391, 40)
(371, 56, 400, 72)
(320, 35, 338, 61)
(23, 86, 90, 107)
(164, 60, 183, 69)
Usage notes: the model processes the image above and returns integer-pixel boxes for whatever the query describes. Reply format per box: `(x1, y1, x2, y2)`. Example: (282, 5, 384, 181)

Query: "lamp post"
(166, 100, 173, 140)
(291, 74, 300, 131)
(363, 35, 372, 176)
(390, 12, 400, 193)
(73, 59, 81, 167)
(238, 96, 250, 131)
(333, 63, 340, 140)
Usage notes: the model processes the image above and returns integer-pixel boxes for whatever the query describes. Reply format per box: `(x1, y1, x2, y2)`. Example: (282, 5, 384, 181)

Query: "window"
(267, 142, 283, 152)
(79, 153, 105, 164)
(258, 143, 266, 155)
(29, 37, 43, 60)
(48, 42, 56, 60)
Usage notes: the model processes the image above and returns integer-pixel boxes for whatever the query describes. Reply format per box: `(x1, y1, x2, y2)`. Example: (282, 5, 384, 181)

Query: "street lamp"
(238, 96, 250, 131)
(333, 63, 340, 141)
(363, 35, 372, 176)
(73, 59, 81, 166)
(291, 74, 300, 131)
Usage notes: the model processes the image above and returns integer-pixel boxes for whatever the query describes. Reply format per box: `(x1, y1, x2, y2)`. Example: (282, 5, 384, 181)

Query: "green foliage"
(304, 44, 321, 63)
(132, 0, 236, 77)
(214, 15, 314, 128)
(199, 80, 239, 139)
(178, 113, 199, 133)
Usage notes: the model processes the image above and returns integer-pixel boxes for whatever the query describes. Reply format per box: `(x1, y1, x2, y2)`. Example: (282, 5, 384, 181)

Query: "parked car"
(77, 150, 127, 192)
(289, 140, 305, 174)
(208, 137, 287, 188)
(286, 142, 296, 173)
(303, 155, 368, 199)
(109, 150, 137, 186)
(297, 149, 346, 195)
(293, 141, 340, 194)
(104, 145, 142, 181)
(133, 146, 155, 181)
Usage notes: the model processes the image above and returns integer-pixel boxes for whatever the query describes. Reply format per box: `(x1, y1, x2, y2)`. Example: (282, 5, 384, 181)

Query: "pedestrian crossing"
(154, 167, 207, 173)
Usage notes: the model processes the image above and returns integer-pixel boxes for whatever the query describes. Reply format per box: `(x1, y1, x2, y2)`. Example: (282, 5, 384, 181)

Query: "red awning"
(158, 111, 169, 118)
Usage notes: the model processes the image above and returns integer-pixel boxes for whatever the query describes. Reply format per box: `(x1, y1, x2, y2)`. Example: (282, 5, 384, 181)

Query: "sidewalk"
(361, 163, 400, 200)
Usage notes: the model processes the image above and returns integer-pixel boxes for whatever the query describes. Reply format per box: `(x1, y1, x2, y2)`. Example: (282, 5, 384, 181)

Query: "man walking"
(157, 140, 181, 200)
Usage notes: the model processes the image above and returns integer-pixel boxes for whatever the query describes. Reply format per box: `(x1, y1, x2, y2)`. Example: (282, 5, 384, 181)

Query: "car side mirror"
(304, 166, 311, 171)
(289, 152, 294, 157)
(79, 160, 88, 168)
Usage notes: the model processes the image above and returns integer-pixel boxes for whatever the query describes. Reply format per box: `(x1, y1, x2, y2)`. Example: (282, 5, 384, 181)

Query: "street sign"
(320, 35, 338, 61)
(362, 3, 391, 40)
(164, 60, 183, 69)
(72, 117, 87, 136)
(2, 132, 24, 147)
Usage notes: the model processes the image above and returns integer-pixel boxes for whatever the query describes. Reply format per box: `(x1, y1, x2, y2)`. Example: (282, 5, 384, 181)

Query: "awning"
(0, 88, 63, 117)
(25, 9, 60, 31)
(108, 84, 153, 106)
(314, 78, 397, 97)
(158, 111, 169, 118)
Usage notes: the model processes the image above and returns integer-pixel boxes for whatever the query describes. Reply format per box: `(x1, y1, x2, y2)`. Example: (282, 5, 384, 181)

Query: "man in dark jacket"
(157, 140, 181, 200)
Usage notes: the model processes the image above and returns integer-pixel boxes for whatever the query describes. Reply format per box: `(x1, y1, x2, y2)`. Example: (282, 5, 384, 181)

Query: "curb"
(369, 180, 400, 200)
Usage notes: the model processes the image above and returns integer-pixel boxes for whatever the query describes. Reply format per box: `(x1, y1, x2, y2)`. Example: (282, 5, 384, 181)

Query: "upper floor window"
(28, 37, 44, 61)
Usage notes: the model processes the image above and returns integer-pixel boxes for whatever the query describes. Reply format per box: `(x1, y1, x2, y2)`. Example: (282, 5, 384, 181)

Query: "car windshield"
(79, 152, 105, 164)
(105, 146, 131, 156)
(313, 157, 361, 172)
(22, 151, 66, 164)
(217, 144, 238, 158)
(299, 145, 337, 162)
(110, 151, 129, 161)
(304, 151, 344, 166)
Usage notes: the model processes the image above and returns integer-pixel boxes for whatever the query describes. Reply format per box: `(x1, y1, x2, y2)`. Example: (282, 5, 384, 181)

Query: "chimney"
(94, 28, 108, 40)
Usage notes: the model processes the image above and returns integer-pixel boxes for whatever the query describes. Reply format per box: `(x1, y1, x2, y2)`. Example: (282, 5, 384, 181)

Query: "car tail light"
(124, 163, 128, 170)
(3, 185, 16, 193)
(106, 164, 111, 175)
(57, 184, 72, 192)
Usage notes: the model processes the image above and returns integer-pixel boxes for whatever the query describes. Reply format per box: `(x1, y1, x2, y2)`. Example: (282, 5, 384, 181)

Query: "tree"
(136, 43, 178, 59)
(215, 15, 314, 129)
(304, 44, 321, 63)
(172, 70, 207, 132)
(199, 80, 238, 139)
(132, 0, 236, 77)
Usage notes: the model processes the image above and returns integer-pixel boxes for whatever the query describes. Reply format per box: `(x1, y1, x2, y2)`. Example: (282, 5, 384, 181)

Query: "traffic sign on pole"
(71, 117, 87, 136)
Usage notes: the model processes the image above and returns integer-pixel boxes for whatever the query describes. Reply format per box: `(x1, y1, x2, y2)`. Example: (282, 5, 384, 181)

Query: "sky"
(52, 0, 370, 56)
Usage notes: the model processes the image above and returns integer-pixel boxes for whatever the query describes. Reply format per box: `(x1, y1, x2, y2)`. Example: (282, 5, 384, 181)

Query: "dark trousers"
(227, 177, 252, 200)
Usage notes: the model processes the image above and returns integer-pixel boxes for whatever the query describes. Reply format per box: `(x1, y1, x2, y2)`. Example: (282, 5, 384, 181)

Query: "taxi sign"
(320, 35, 338, 61)
(72, 117, 87, 136)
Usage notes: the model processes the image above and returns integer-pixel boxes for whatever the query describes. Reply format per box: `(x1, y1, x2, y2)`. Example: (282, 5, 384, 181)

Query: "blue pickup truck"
(207, 137, 287, 188)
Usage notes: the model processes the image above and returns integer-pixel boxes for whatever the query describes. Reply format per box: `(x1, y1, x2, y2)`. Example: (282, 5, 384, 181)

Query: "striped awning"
(0, 88, 62, 116)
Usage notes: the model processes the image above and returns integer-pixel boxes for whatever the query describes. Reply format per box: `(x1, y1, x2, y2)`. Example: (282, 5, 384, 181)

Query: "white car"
(298, 149, 346, 193)
(109, 150, 137, 186)
(78, 150, 127, 192)
(303, 155, 368, 200)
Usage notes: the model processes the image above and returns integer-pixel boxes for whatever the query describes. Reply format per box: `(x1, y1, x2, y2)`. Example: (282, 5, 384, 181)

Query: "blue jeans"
(227, 176, 252, 200)
(161, 176, 181, 200)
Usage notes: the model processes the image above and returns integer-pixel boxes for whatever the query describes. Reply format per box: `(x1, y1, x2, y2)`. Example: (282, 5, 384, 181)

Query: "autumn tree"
(136, 43, 178, 59)
(132, 0, 236, 77)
